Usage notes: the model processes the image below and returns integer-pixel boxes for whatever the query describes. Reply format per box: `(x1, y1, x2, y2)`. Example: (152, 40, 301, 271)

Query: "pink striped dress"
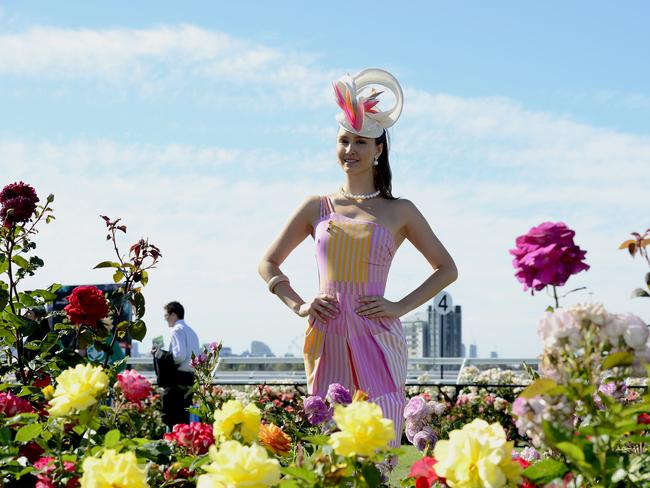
(304, 195, 408, 446)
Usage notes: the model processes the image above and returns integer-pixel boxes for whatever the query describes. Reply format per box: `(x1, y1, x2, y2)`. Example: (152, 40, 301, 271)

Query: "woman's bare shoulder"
(290, 195, 322, 223)
(390, 197, 419, 214)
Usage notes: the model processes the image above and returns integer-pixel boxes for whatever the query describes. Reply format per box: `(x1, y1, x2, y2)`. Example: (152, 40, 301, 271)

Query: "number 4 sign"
(434, 291, 453, 315)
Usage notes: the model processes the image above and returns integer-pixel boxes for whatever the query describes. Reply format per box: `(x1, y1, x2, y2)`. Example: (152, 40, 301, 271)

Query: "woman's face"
(336, 127, 382, 175)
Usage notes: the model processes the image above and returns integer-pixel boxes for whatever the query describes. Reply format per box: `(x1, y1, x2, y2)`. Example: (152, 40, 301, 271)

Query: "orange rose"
(258, 423, 292, 456)
(352, 389, 369, 402)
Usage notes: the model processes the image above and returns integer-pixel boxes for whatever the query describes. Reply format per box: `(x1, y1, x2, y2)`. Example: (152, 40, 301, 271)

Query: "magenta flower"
(190, 353, 208, 368)
(116, 369, 152, 404)
(509, 222, 590, 293)
(303, 395, 332, 425)
(0, 391, 34, 416)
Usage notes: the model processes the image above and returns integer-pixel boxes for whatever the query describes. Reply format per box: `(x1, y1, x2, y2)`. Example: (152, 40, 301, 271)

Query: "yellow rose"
(213, 399, 261, 444)
(329, 401, 394, 457)
(48, 363, 109, 417)
(196, 440, 281, 488)
(42, 385, 55, 400)
(80, 449, 148, 488)
(433, 418, 523, 487)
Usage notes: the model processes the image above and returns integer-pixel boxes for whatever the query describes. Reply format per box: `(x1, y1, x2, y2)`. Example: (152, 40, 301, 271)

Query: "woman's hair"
(374, 130, 397, 200)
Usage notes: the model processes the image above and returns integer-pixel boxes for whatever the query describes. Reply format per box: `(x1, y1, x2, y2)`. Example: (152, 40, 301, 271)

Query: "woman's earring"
(373, 158, 379, 166)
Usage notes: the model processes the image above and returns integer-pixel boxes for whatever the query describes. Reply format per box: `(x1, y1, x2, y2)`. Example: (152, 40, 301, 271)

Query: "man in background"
(160, 300, 200, 429)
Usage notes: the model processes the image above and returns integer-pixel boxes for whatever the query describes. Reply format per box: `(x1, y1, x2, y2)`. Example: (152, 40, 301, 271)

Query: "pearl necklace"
(339, 188, 380, 200)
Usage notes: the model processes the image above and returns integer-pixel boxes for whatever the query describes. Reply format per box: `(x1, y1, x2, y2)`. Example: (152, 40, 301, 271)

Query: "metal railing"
(126, 356, 539, 386)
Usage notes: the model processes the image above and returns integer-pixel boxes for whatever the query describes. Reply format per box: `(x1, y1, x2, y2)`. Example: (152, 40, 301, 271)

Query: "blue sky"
(1, 2, 648, 357)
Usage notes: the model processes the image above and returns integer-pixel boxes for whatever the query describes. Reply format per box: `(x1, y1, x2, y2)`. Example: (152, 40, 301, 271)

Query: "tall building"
(401, 311, 429, 357)
(401, 303, 463, 358)
(469, 343, 478, 358)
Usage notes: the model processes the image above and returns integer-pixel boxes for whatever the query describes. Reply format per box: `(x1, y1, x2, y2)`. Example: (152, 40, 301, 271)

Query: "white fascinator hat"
(333, 68, 403, 138)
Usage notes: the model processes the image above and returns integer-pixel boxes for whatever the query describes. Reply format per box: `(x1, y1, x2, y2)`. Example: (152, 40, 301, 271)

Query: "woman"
(258, 68, 458, 450)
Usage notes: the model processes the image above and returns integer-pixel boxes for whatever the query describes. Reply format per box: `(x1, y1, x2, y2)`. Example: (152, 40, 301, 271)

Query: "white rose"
(604, 313, 628, 342)
(622, 314, 649, 350)
(494, 397, 508, 411)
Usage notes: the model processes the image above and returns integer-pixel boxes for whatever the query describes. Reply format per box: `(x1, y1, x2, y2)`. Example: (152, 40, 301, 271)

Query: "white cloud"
(0, 24, 331, 104)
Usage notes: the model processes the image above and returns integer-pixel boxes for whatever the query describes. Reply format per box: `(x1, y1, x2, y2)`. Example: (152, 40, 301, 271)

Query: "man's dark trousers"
(161, 370, 195, 429)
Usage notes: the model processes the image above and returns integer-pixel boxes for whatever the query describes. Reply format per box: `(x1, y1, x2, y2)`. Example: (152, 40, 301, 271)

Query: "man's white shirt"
(169, 319, 201, 372)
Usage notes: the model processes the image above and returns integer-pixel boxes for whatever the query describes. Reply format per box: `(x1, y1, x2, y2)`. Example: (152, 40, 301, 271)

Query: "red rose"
(638, 412, 650, 424)
(19, 442, 45, 463)
(409, 456, 445, 488)
(64, 286, 109, 327)
(0, 181, 39, 226)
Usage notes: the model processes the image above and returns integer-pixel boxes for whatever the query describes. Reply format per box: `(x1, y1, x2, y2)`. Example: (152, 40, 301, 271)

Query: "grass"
(390, 444, 420, 485)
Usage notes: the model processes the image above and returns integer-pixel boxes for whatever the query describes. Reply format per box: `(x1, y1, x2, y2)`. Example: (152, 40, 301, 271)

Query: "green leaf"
(0, 257, 8, 275)
(362, 463, 382, 488)
(281, 466, 318, 483)
(0, 427, 12, 445)
(19, 293, 36, 307)
(542, 420, 571, 444)
(631, 288, 650, 298)
(556, 441, 585, 464)
(133, 292, 145, 319)
(94, 261, 121, 269)
(11, 255, 30, 270)
(15, 423, 42, 443)
(519, 378, 558, 399)
(49, 283, 62, 293)
(0, 288, 8, 311)
(302, 434, 330, 445)
(130, 320, 147, 341)
(104, 429, 121, 448)
(113, 270, 124, 283)
(603, 351, 635, 369)
(31, 289, 58, 302)
(523, 459, 568, 484)
(278, 481, 300, 488)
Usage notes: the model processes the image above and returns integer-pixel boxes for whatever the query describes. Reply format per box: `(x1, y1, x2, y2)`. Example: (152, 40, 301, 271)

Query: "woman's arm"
(258, 196, 338, 321)
(356, 199, 458, 319)
(396, 199, 458, 315)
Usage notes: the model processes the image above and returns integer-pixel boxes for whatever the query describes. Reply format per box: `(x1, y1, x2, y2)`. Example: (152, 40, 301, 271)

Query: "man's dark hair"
(164, 301, 185, 319)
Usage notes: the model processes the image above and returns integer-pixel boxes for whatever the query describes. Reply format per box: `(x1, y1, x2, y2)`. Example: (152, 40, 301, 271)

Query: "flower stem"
(552, 285, 560, 309)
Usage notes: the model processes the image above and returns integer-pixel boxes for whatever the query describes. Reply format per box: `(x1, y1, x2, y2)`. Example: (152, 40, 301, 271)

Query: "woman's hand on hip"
(355, 296, 403, 318)
(297, 294, 339, 322)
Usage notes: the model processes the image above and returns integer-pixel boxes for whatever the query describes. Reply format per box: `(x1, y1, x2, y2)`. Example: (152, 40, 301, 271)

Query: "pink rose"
(116, 369, 152, 404)
(164, 422, 214, 455)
